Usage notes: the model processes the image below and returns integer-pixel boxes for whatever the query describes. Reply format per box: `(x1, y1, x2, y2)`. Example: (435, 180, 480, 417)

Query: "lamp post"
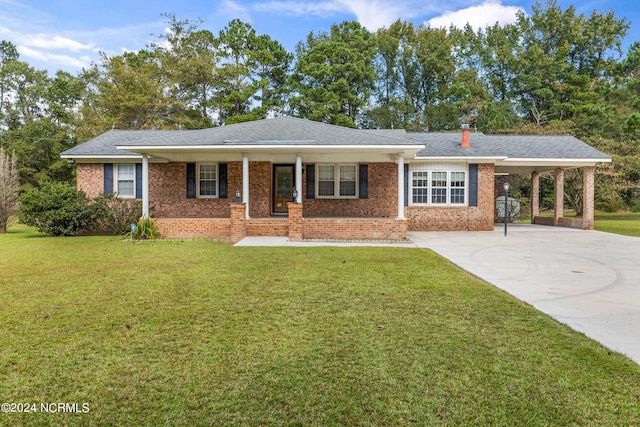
(503, 182, 510, 236)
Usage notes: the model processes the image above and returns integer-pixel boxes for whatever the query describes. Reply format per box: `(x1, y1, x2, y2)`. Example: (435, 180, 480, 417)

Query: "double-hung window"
(115, 164, 135, 198)
(431, 171, 447, 204)
(316, 164, 358, 198)
(450, 172, 466, 204)
(412, 171, 429, 204)
(410, 165, 467, 205)
(198, 163, 218, 197)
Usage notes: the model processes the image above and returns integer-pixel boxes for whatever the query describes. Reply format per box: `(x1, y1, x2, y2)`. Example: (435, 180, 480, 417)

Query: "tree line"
(1, 0, 639, 210)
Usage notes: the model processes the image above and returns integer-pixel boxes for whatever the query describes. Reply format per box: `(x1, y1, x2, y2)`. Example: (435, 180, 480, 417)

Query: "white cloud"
(18, 46, 92, 69)
(427, 1, 523, 30)
(253, 1, 342, 17)
(338, 0, 423, 30)
(17, 34, 94, 52)
(253, 0, 433, 31)
(221, 0, 253, 23)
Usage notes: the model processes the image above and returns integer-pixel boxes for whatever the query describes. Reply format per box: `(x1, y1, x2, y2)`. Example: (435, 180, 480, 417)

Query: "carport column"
(553, 168, 564, 226)
(295, 155, 302, 204)
(530, 172, 539, 224)
(142, 154, 149, 218)
(583, 166, 595, 230)
(397, 154, 405, 219)
(242, 153, 249, 218)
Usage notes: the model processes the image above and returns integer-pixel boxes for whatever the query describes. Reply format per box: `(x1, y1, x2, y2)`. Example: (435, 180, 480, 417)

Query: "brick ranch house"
(60, 116, 610, 241)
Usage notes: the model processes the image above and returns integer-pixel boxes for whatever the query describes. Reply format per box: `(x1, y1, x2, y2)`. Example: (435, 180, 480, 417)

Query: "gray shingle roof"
(409, 132, 611, 160)
(61, 130, 179, 157)
(61, 117, 610, 162)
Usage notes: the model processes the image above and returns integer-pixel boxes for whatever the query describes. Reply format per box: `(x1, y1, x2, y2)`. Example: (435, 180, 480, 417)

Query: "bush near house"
(92, 193, 142, 235)
(18, 180, 96, 236)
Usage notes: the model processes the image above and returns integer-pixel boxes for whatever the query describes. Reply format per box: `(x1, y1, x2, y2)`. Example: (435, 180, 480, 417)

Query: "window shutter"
(104, 163, 113, 194)
(186, 163, 196, 198)
(219, 163, 228, 199)
(358, 164, 368, 199)
(469, 164, 478, 207)
(135, 163, 142, 199)
(306, 164, 315, 199)
(403, 164, 409, 207)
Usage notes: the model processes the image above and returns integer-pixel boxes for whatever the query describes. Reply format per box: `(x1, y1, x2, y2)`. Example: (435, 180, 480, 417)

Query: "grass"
(519, 210, 640, 237)
(594, 211, 640, 237)
(1, 225, 639, 426)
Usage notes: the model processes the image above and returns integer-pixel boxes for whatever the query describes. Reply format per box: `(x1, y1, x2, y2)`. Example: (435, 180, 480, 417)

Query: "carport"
(496, 161, 599, 230)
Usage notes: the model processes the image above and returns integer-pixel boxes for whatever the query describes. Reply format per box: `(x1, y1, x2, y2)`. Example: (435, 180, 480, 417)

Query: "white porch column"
(242, 153, 250, 218)
(142, 154, 149, 218)
(397, 154, 405, 219)
(295, 155, 303, 204)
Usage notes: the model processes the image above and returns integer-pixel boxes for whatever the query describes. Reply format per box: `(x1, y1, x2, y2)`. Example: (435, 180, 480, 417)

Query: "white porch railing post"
(142, 154, 149, 218)
(397, 154, 405, 219)
(242, 153, 250, 218)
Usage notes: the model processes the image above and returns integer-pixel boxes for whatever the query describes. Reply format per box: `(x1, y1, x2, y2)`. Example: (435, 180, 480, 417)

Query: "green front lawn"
(1, 225, 639, 426)
(595, 211, 640, 237)
(519, 210, 640, 237)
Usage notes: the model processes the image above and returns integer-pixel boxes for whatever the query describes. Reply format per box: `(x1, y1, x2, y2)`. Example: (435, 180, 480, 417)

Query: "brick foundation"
(246, 218, 289, 237)
(229, 204, 246, 242)
(155, 218, 231, 239)
(302, 217, 407, 240)
(288, 203, 303, 240)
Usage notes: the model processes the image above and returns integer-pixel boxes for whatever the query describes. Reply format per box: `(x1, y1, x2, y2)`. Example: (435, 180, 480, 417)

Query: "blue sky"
(2, 0, 639, 76)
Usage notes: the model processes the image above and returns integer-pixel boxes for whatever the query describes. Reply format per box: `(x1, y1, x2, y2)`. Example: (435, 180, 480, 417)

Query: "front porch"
(155, 203, 408, 242)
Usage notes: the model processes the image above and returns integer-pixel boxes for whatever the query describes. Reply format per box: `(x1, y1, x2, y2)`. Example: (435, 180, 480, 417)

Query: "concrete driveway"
(409, 225, 640, 365)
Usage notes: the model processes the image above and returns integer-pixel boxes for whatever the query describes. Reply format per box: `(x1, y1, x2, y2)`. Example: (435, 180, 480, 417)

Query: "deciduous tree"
(0, 147, 19, 232)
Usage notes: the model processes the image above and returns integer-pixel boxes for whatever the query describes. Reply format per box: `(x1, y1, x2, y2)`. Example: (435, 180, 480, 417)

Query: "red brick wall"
(248, 162, 271, 218)
(76, 163, 104, 198)
(247, 218, 289, 237)
(149, 162, 272, 218)
(302, 163, 396, 217)
(149, 163, 237, 218)
(407, 163, 495, 231)
(302, 218, 407, 240)
(77, 161, 496, 234)
(155, 218, 230, 239)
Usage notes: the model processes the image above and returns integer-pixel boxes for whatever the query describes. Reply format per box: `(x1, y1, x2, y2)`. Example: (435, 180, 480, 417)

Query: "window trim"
(196, 162, 219, 199)
(315, 163, 359, 199)
(114, 163, 136, 198)
(409, 165, 468, 206)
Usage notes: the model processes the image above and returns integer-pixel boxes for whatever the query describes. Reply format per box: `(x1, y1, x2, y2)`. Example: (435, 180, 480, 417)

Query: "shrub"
(93, 193, 142, 235)
(19, 180, 96, 236)
(131, 217, 160, 240)
(596, 200, 623, 213)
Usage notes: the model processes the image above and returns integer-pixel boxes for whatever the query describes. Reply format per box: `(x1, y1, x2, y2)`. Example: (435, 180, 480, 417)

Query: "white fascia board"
(61, 154, 141, 159)
(498, 158, 611, 165)
(117, 144, 424, 151)
(62, 154, 168, 163)
(413, 156, 506, 162)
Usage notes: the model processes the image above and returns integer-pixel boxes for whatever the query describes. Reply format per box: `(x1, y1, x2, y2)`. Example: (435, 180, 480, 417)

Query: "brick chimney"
(461, 123, 470, 148)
